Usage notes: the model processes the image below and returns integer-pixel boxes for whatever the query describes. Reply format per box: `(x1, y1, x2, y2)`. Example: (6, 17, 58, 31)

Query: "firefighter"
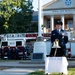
(1, 46, 4, 59)
(22, 45, 27, 60)
(50, 20, 68, 56)
(15, 47, 19, 60)
(7, 46, 11, 59)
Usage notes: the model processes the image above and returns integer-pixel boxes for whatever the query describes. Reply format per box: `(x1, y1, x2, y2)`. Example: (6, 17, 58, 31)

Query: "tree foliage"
(0, 0, 34, 33)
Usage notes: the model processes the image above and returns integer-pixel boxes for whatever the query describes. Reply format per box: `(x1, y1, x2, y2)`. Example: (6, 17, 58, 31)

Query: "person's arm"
(64, 35, 68, 44)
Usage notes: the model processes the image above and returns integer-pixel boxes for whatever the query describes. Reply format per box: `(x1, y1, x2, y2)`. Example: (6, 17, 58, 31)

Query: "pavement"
(0, 60, 44, 75)
(0, 68, 41, 75)
(0, 58, 75, 75)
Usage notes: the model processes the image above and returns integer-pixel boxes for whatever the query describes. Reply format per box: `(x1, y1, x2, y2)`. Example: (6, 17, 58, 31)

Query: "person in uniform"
(7, 46, 11, 59)
(15, 47, 19, 60)
(22, 45, 27, 60)
(1, 46, 4, 59)
(50, 20, 68, 57)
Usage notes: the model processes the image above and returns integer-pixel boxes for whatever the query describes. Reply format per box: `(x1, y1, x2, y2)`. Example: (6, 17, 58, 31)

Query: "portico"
(42, 0, 75, 32)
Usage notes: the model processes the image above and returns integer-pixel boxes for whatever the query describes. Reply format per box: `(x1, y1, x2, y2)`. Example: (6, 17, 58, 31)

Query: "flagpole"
(36, 0, 44, 41)
(33, 0, 46, 60)
(38, 0, 42, 37)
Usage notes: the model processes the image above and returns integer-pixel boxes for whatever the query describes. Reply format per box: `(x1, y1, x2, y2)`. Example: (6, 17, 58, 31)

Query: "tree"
(30, 22, 38, 32)
(0, 0, 33, 33)
(0, 16, 5, 34)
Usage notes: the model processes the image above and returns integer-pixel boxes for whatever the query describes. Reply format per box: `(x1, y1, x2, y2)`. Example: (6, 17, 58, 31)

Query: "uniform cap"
(55, 20, 63, 25)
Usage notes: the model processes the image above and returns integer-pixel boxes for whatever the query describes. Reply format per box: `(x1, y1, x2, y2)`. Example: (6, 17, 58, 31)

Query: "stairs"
(0, 60, 45, 69)
(19, 60, 45, 69)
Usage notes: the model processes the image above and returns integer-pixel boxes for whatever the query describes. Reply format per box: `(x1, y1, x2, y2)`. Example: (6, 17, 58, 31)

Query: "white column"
(44, 19, 47, 33)
(41, 15, 44, 33)
(73, 14, 75, 30)
(61, 15, 65, 30)
(41, 14, 44, 27)
(38, 0, 42, 37)
(50, 15, 54, 31)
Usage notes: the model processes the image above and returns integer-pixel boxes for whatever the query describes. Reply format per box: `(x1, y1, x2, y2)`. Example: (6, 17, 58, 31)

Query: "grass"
(27, 68, 75, 75)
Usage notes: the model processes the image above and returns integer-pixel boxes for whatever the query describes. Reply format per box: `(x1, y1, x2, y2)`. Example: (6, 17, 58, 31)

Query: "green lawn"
(27, 68, 75, 75)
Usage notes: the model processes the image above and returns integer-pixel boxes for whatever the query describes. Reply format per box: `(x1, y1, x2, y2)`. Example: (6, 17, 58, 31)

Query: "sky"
(33, 0, 52, 11)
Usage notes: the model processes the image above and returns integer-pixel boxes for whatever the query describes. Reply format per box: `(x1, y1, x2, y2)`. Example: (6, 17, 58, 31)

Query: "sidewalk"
(0, 60, 44, 75)
(0, 68, 41, 75)
(0, 59, 75, 75)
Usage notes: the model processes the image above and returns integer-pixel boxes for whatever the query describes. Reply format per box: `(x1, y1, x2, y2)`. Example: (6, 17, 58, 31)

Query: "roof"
(42, 0, 57, 10)
(42, 0, 75, 10)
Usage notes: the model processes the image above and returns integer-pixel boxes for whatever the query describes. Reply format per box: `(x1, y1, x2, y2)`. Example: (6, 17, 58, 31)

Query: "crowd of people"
(0, 42, 33, 60)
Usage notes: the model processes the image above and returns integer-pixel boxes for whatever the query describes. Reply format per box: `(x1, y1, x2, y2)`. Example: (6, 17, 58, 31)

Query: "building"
(32, 0, 75, 58)
(40, 0, 75, 57)
(32, 11, 38, 23)
(42, 0, 75, 32)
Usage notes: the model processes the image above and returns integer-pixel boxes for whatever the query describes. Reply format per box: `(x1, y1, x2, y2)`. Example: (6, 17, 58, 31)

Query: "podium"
(45, 57, 68, 75)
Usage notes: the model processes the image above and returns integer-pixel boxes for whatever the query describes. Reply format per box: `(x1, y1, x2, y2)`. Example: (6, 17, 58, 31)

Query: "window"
(16, 41, 22, 46)
(2, 42, 8, 46)
(68, 20, 73, 29)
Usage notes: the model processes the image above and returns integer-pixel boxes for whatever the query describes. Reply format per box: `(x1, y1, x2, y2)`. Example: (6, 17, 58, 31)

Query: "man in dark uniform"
(22, 45, 27, 60)
(7, 46, 11, 59)
(1, 46, 4, 59)
(50, 20, 68, 57)
(15, 47, 19, 60)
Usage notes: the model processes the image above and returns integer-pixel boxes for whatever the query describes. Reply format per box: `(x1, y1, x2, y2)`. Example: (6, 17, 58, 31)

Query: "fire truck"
(0, 33, 50, 59)
(0, 33, 50, 47)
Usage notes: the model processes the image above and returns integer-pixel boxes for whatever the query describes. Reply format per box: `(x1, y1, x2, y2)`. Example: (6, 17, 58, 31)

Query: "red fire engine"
(0, 33, 50, 59)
